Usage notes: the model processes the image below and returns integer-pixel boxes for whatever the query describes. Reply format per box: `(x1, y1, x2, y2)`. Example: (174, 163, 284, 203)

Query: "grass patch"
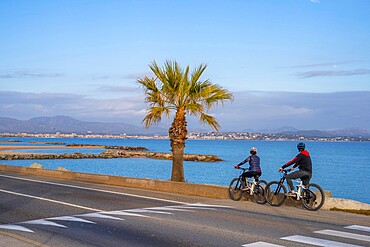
(330, 207, 370, 216)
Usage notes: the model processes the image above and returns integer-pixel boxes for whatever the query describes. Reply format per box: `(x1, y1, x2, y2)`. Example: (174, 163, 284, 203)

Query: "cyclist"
(279, 142, 312, 196)
(234, 147, 262, 182)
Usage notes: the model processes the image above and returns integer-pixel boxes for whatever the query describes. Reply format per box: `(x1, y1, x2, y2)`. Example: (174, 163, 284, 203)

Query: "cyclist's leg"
(242, 171, 253, 181)
(300, 171, 312, 186)
(253, 171, 261, 182)
(285, 171, 303, 191)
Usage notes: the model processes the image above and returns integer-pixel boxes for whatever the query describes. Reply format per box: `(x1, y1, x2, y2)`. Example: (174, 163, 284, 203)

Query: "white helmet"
(250, 147, 257, 154)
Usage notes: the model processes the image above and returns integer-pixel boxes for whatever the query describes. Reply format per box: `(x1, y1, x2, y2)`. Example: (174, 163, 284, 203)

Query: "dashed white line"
(0, 225, 34, 233)
(281, 235, 363, 247)
(242, 242, 285, 246)
(315, 229, 370, 242)
(22, 219, 66, 228)
(47, 216, 96, 224)
(345, 225, 370, 233)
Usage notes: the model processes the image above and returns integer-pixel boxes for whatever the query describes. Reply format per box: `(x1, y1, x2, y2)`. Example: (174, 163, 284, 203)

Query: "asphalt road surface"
(0, 171, 369, 247)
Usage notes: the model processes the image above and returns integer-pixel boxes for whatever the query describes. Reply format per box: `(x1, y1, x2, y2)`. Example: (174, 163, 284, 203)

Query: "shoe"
(286, 191, 297, 197)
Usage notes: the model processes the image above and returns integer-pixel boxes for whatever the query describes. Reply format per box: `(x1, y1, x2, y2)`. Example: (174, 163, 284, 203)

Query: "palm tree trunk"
(169, 107, 187, 182)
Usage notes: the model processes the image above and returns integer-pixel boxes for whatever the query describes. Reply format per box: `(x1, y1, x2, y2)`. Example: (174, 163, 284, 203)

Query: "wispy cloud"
(1, 90, 369, 131)
(284, 61, 360, 69)
(0, 91, 146, 124)
(310, 0, 320, 3)
(296, 69, 370, 78)
(96, 85, 141, 93)
(0, 71, 63, 79)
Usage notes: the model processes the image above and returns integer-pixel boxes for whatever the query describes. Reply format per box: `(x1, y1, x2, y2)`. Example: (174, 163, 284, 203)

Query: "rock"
(323, 197, 370, 210)
(29, 162, 43, 169)
(56, 167, 69, 171)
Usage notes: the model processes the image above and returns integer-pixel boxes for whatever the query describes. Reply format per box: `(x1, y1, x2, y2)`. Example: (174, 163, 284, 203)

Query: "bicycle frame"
(272, 172, 286, 196)
(237, 168, 259, 195)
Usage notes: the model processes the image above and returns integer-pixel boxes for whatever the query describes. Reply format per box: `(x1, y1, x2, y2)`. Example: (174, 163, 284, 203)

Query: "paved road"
(0, 171, 369, 247)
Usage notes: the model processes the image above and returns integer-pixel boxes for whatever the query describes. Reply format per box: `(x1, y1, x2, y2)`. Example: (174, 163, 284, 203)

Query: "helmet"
(297, 142, 305, 151)
(250, 147, 257, 154)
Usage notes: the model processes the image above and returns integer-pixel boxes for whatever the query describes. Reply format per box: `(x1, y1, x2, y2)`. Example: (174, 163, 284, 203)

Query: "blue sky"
(0, 0, 369, 131)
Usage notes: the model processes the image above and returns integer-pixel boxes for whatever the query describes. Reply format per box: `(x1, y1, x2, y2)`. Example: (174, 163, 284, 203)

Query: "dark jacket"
(282, 150, 312, 174)
(237, 155, 261, 172)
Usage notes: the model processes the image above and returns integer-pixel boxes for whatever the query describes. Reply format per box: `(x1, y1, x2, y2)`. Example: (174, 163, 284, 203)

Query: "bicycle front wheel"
(253, 184, 267, 204)
(265, 181, 287, 206)
(228, 178, 244, 201)
(301, 183, 325, 211)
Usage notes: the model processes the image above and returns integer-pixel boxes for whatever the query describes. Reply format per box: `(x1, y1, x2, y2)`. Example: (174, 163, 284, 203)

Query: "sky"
(0, 0, 369, 132)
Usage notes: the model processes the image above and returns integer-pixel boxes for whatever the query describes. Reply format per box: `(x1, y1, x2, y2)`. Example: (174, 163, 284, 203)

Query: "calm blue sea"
(1, 137, 369, 204)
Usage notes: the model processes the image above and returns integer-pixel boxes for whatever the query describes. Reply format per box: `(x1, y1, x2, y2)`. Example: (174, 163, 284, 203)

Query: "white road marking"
(145, 206, 194, 212)
(78, 213, 124, 221)
(0, 174, 187, 204)
(166, 205, 217, 210)
(0, 203, 228, 234)
(124, 209, 173, 215)
(345, 225, 370, 233)
(0, 189, 102, 212)
(47, 216, 96, 224)
(315, 229, 370, 242)
(0, 224, 34, 233)
(22, 219, 66, 228)
(188, 203, 232, 208)
(281, 235, 363, 247)
(101, 210, 150, 218)
(242, 242, 285, 246)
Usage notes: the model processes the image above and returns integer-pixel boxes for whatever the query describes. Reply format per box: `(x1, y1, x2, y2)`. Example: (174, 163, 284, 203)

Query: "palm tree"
(137, 60, 233, 182)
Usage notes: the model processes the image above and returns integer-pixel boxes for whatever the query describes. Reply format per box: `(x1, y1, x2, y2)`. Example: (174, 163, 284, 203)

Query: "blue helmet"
(297, 142, 305, 151)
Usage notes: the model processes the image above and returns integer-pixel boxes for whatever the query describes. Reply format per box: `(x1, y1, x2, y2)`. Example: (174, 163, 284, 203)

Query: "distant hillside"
(0, 116, 167, 135)
(0, 116, 368, 138)
(243, 126, 369, 138)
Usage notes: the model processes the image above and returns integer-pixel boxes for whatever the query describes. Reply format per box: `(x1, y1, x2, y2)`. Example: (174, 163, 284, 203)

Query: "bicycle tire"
(265, 181, 287, 206)
(301, 183, 325, 211)
(253, 184, 267, 204)
(228, 178, 244, 201)
(258, 180, 268, 189)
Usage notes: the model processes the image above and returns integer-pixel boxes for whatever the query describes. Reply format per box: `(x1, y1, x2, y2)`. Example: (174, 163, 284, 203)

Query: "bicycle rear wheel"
(301, 183, 325, 211)
(265, 181, 287, 206)
(228, 178, 244, 201)
(253, 184, 267, 204)
(258, 180, 268, 189)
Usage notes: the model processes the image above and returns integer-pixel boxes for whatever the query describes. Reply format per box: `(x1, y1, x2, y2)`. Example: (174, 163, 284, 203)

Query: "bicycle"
(228, 167, 267, 204)
(265, 169, 325, 211)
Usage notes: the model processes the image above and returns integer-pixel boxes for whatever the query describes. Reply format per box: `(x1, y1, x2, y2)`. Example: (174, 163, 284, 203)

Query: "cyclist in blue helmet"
(235, 147, 262, 182)
(279, 142, 312, 196)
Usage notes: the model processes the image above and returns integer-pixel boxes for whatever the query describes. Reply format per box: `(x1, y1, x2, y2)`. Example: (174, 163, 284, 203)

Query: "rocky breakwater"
(0, 150, 222, 162)
(66, 144, 148, 151)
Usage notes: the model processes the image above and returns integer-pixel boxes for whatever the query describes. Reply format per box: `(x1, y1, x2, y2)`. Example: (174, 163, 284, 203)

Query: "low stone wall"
(0, 164, 369, 210)
(0, 164, 228, 199)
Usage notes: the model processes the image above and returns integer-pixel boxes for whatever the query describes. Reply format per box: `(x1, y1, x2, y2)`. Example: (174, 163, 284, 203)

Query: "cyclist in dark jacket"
(279, 142, 312, 196)
(235, 147, 262, 182)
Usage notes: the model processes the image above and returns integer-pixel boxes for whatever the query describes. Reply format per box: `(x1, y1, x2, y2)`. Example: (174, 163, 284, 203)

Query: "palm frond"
(142, 106, 170, 128)
(200, 113, 220, 132)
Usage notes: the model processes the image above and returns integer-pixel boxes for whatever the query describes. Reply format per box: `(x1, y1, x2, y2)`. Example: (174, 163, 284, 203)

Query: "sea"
(1, 137, 369, 204)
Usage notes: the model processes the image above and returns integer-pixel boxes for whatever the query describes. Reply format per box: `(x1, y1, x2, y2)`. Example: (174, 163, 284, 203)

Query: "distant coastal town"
(0, 131, 369, 142)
